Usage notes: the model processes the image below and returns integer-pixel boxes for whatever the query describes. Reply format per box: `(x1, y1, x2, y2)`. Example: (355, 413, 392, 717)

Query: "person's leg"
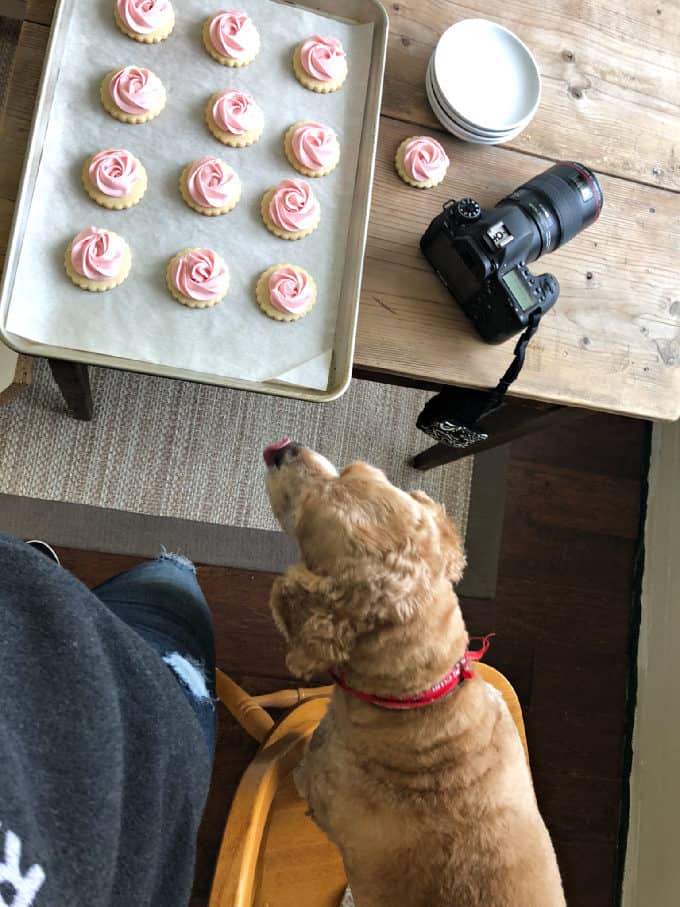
(92, 551, 217, 755)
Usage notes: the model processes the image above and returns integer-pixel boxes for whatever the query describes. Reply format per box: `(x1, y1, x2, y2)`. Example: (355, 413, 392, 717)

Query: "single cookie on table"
(180, 157, 241, 216)
(284, 121, 340, 178)
(256, 264, 317, 321)
(203, 10, 260, 66)
(114, 0, 175, 44)
(64, 226, 131, 292)
(206, 88, 264, 147)
(166, 248, 230, 308)
(293, 35, 347, 93)
(261, 178, 320, 241)
(82, 149, 147, 210)
(395, 135, 450, 189)
(101, 66, 166, 124)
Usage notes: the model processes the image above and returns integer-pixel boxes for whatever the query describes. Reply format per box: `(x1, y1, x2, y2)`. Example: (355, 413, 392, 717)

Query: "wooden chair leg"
(47, 359, 93, 421)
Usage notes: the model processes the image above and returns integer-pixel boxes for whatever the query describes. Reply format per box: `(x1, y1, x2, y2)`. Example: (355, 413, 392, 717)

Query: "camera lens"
(502, 162, 603, 256)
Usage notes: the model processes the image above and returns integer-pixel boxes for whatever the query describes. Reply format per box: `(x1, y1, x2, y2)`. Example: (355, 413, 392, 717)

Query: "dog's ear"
(270, 565, 356, 679)
(410, 490, 466, 583)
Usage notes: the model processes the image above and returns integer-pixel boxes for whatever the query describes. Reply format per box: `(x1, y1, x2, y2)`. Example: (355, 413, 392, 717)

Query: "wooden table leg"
(412, 400, 591, 470)
(47, 359, 93, 421)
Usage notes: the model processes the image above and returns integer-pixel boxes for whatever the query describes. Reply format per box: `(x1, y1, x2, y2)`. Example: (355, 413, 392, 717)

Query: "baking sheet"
(5, 0, 373, 391)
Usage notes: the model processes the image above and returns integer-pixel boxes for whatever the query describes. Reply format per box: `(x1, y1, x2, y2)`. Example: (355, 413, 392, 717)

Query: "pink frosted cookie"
(64, 227, 131, 292)
(395, 135, 450, 188)
(180, 157, 241, 216)
(82, 149, 147, 209)
(206, 88, 264, 147)
(293, 34, 347, 93)
(166, 248, 230, 308)
(256, 264, 317, 321)
(284, 121, 340, 178)
(101, 66, 166, 124)
(114, 0, 175, 43)
(203, 10, 260, 66)
(261, 178, 320, 241)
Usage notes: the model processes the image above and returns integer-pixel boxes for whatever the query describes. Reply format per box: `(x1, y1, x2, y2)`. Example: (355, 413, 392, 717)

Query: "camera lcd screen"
(501, 271, 535, 311)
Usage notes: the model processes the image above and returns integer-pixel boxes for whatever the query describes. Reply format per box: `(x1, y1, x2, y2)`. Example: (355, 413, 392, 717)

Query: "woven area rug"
(0, 361, 501, 582)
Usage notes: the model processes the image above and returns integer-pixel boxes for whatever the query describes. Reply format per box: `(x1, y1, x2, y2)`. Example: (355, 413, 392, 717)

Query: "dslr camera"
(420, 162, 603, 343)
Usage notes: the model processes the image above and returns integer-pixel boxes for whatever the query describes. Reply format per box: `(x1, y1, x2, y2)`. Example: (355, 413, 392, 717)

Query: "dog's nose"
(263, 439, 298, 468)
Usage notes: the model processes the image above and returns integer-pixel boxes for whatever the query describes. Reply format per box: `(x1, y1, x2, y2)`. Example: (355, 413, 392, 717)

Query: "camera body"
(420, 162, 603, 344)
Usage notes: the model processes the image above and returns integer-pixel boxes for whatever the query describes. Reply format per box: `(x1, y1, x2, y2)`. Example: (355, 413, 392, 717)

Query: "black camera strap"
(416, 311, 542, 449)
(484, 310, 542, 414)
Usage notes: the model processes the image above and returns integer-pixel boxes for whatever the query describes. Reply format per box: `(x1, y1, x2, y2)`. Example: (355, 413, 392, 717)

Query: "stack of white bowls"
(426, 19, 542, 145)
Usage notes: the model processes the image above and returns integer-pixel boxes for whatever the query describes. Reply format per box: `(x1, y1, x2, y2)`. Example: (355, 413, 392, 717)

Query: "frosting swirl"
(116, 0, 173, 35)
(70, 227, 125, 280)
(208, 10, 259, 59)
(88, 149, 141, 197)
(185, 157, 238, 208)
(268, 179, 320, 232)
(269, 267, 314, 314)
(212, 89, 261, 135)
(172, 249, 228, 302)
(109, 66, 164, 115)
(402, 136, 449, 183)
(299, 35, 346, 82)
(291, 122, 338, 171)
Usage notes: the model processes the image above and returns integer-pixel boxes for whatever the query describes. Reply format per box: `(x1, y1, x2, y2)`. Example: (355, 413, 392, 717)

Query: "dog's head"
(264, 441, 466, 681)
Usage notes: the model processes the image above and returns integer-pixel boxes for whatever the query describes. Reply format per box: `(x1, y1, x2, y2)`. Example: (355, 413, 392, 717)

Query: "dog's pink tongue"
(263, 438, 290, 466)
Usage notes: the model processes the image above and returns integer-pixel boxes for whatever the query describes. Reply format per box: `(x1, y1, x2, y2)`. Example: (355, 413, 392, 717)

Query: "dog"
(264, 440, 566, 907)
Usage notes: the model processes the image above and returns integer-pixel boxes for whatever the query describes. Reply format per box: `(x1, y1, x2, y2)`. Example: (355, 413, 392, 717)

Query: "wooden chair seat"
(210, 663, 528, 907)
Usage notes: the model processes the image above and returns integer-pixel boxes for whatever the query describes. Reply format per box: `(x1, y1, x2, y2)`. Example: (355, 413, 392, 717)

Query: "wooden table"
(2, 1, 679, 462)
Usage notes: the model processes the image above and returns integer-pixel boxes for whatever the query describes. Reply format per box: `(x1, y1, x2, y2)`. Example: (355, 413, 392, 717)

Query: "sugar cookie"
(65, 227, 131, 291)
(82, 149, 147, 209)
(101, 66, 166, 124)
(256, 264, 317, 321)
(284, 121, 340, 178)
(202, 10, 260, 66)
(293, 35, 347, 93)
(166, 248, 230, 308)
(261, 178, 320, 240)
(395, 135, 450, 189)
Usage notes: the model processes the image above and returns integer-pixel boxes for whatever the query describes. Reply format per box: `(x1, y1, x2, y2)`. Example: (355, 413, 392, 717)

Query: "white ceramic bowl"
(427, 57, 532, 138)
(425, 65, 523, 145)
(433, 18, 541, 132)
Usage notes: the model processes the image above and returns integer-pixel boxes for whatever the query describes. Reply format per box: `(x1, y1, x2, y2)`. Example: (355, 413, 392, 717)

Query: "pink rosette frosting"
(299, 35, 346, 82)
(291, 122, 337, 171)
(172, 249, 228, 302)
(402, 136, 449, 183)
(208, 10, 258, 59)
(268, 179, 320, 233)
(185, 157, 238, 208)
(88, 149, 141, 197)
(116, 0, 173, 35)
(109, 66, 164, 115)
(212, 89, 261, 135)
(269, 267, 314, 314)
(70, 227, 125, 280)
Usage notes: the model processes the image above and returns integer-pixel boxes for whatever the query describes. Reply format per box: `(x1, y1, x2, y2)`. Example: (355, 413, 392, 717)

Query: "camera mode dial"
(454, 199, 482, 222)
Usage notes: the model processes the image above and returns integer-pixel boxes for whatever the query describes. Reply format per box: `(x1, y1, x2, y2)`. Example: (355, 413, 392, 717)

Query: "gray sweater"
(0, 534, 212, 907)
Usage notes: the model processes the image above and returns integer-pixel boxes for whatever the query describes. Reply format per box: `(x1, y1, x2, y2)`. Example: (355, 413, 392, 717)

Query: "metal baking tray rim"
(0, 0, 389, 403)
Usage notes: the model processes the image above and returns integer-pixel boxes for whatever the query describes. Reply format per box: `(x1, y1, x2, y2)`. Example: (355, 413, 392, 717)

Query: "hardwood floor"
(55, 411, 648, 907)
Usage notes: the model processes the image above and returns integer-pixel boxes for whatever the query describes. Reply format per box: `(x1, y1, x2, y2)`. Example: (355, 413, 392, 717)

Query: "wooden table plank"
(0, 21, 49, 200)
(25, 0, 54, 25)
(356, 116, 680, 421)
(381, 0, 680, 192)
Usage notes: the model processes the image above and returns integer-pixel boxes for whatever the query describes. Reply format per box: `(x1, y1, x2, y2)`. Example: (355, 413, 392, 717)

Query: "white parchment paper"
(6, 0, 373, 391)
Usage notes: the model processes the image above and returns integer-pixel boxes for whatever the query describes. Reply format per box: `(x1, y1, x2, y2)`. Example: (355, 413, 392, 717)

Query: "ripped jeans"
(93, 552, 217, 756)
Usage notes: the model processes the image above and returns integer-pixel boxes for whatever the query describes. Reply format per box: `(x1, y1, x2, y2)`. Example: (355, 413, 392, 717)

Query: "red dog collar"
(331, 634, 494, 711)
